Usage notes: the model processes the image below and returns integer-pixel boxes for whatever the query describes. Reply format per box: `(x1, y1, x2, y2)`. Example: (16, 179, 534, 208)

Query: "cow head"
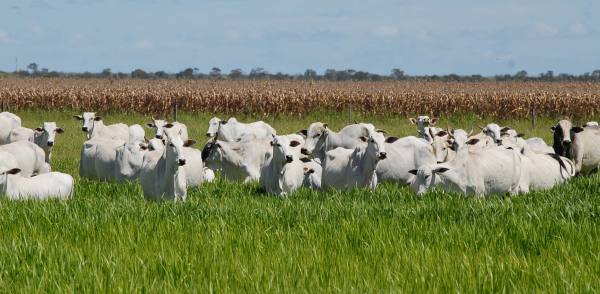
(147, 138, 165, 152)
(73, 112, 100, 135)
(147, 117, 170, 139)
(551, 119, 584, 156)
(0, 166, 21, 188)
(34, 122, 64, 147)
(482, 123, 502, 145)
(360, 131, 387, 161)
(301, 122, 328, 156)
(116, 142, 148, 179)
(206, 117, 224, 138)
(408, 165, 440, 195)
(430, 130, 450, 163)
(271, 135, 302, 165)
(164, 128, 194, 167)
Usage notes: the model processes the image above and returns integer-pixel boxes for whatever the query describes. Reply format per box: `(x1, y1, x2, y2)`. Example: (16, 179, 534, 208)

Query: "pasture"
(0, 109, 599, 292)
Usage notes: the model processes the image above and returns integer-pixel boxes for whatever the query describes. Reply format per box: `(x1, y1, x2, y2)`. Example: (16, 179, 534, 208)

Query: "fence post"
(347, 105, 352, 124)
(531, 107, 536, 129)
(173, 99, 178, 122)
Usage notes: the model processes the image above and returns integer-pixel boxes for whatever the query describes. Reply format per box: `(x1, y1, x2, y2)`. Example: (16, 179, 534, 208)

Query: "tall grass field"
(1, 110, 599, 292)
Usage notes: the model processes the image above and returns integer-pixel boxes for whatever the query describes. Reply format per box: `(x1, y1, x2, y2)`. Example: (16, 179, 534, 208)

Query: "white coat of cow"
(0, 141, 50, 177)
(260, 135, 304, 196)
(206, 117, 276, 142)
(73, 112, 129, 141)
(147, 118, 189, 141)
(202, 138, 272, 182)
(140, 129, 191, 201)
(411, 143, 525, 197)
(376, 136, 436, 185)
(7, 122, 64, 163)
(300, 158, 322, 189)
(143, 138, 204, 187)
(519, 145, 574, 190)
(0, 166, 73, 200)
(300, 122, 377, 163)
(409, 115, 442, 142)
(321, 131, 387, 190)
(0, 112, 21, 145)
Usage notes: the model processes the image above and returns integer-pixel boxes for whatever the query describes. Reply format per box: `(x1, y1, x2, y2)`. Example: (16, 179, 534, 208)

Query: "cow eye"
(277, 144, 282, 147)
(169, 143, 175, 147)
(369, 139, 374, 143)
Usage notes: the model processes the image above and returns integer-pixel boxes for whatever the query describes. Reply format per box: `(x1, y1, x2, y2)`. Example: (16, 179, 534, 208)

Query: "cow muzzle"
(206, 133, 214, 137)
(155, 135, 163, 139)
(82, 127, 88, 132)
(178, 159, 186, 166)
(285, 155, 293, 163)
(378, 152, 387, 160)
(300, 148, 310, 155)
(563, 139, 572, 145)
(47, 141, 54, 147)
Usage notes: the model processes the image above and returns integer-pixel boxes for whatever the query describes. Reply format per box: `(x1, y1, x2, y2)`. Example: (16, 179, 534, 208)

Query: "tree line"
(4, 63, 600, 82)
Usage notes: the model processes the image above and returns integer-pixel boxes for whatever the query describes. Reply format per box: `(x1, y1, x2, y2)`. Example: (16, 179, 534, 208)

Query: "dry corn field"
(1, 78, 600, 118)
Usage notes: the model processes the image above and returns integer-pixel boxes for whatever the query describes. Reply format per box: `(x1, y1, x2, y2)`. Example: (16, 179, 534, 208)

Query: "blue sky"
(1, 0, 599, 75)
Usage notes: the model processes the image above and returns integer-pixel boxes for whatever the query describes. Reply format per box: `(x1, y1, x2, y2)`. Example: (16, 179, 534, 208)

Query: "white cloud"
(134, 39, 154, 49)
(569, 23, 588, 36)
(0, 31, 14, 43)
(531, 23, 559, 37)
(373, 25, 399, 38)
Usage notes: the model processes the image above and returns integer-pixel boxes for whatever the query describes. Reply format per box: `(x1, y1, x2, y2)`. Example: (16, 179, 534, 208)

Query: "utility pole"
(15, 57, 18, 72)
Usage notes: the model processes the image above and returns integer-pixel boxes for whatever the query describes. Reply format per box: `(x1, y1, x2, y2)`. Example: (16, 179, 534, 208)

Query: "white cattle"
(413, 144, 525, 196)
(79, 138, 126, 181)
(140, 128, 190, 201)
(206, 117, 276, 142)
(409, 164, 443, 195)
(128, 124, 146, 144)
(0, 112, 21, 145)
(143, 138, 204, 187)
(584, 121, 599, 128)
(300, 122, 377, 162)
(0, 166, 73, 200)
(114, 141, 149, 181)
(260, 135, 304, 196)
(552, 119, 600, 175)
(499, 128, 554, 154)
(322, 131, 387, 190)
(0, 141, 50, 177)
(202, 138, 272, 182)
(519, 145, 574, 190)
(300, 158, 322, 189)
(73, 112, 129, 141)
(409, 115, 441, 142)
(147, 118, 188, 141)
(376, 136, 436, 185)
(8, 122, 64, 163)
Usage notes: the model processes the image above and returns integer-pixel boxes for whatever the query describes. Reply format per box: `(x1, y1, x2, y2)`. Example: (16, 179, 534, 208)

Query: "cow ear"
(299, 129, 308, 137)
(409, 118, 417, 125)
(220, 120, 227, 125)
(94, 116, 102, 121)
(572, 127, 584, 133)
(73, 115, 83, 120)
(289, 140, 301, 147)
(56, 128, 64, 134)
(385, 136, 399, 143)
(500, 127, 510, 132)
(516, 133, 525, 138)
(183, 140, 197, 147)
(376, 129, 387, 134)
(323, 123, 328, 129)
(270, 140, 275, 146)
(359, 136, 367, 142)
(408, 169, 418, 175)
(146, 123, 155, 128)
(299, 157, 311, 163)
(436, 131, 448, 137)
(465, 138, 479, 145)
(164, 123, 174, 128)
(140, 143, 148, 150)
(7, 168, 21, 175)
(306, 168, 315, 175)
(550, 126, 556, 132)
(35, 127, 43, 132)
(430, 118, 438, 125)
(433, 167, 449, 174)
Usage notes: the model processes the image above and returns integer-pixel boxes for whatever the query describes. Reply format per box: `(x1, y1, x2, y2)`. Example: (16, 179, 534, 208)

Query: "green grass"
(0, 110, 599, 292)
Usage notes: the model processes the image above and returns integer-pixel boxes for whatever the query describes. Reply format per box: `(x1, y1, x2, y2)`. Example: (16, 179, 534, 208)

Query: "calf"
(0, 141, 50, 177)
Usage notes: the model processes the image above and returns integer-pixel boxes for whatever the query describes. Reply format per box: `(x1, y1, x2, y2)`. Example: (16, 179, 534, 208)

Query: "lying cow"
(321, 131, 387, 190)
(0, 141, 50, 177)
(206, 117, 276, 142)
(300, 122, 377, 163)
(519, 145, 575, 191)
(7, 122, 64, 163)
(0, 166, 73, 200)
(376, 136, 436, 185)
(202, 138, 272, 182)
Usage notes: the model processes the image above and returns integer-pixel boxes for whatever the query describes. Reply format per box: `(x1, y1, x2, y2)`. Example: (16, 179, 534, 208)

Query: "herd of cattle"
(1, 111, 600, 200)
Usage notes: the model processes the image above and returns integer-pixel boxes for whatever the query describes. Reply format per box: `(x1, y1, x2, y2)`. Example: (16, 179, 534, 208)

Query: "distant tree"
(229, 68, 244, 79)
(304, 69, 318, 80)
(249, 67, 267, 78)
(209, 67, 222, 78)
(514, 70, 528, 80)
(131, 69, 149, 79)
(27, 62, 38, 73)
(324, 69, 337, 80)
(390, 68, 405, 79)
(176, 68, 194, 79)
(592, 70, 600, 80)
(101, 68, 112, 77)
(154, 71, 169, 79)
